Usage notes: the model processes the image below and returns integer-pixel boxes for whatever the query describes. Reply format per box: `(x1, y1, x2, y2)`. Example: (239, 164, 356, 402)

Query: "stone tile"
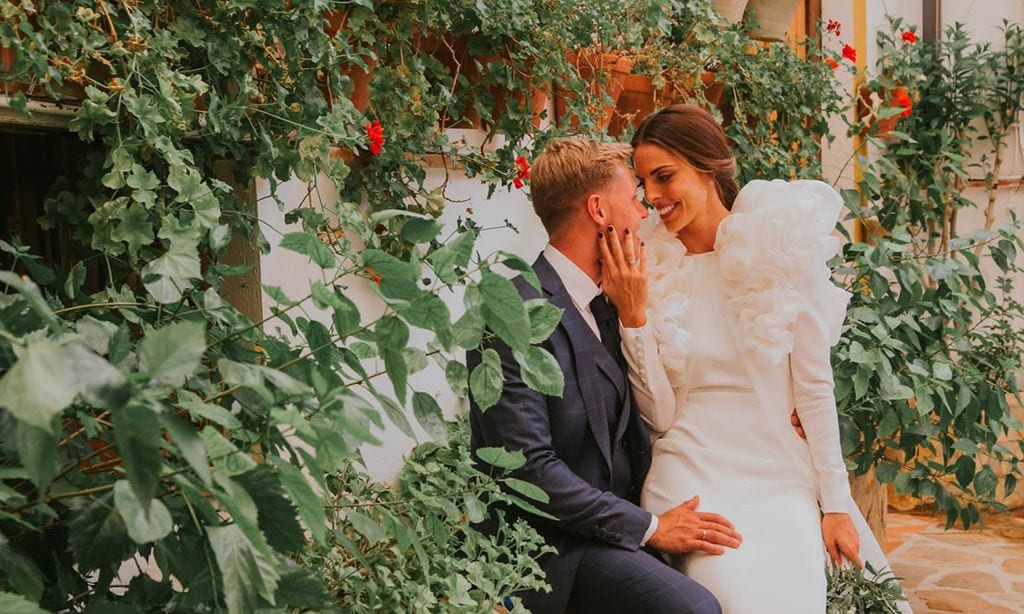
(888, 563, 935, 589)
(1001, 558, 1024, 574)
(917, 589, 1018, 613)
(898, 545, 993, 567)
(935, 570, 1003, 593)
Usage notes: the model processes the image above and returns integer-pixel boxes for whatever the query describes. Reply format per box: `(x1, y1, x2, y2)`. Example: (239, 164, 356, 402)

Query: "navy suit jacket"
(468, 254, 653, 580)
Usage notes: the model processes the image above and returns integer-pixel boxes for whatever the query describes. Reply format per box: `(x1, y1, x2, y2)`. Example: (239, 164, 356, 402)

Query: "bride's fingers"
(639, 241, 647, 275)
(621, 230, 636, 264)
(606, 226, 626, 264)
(597, 231, 614, 272)
(825, 540, 841, 566)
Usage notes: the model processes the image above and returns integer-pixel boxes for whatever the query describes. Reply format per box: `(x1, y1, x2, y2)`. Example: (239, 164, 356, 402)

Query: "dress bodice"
(682, 252, 752, 394)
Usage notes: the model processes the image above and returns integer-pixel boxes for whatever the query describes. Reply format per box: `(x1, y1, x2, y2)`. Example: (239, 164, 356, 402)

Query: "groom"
(468, 138, 740, 613)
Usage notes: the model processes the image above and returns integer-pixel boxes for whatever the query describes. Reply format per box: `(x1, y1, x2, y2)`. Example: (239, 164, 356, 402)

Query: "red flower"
(366, 120, 384, 155)
(825, 58, 839, 70)
(842, 44, 857, 63)
(893, 89, 913, 117)
(513, 155, 530, 189)
(366, 266, 383, 285)
(901, 30, 917, 43)
(826, 20, 841, 36)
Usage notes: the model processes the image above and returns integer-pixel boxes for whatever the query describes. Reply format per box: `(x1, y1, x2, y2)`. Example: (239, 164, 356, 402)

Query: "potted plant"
(554, 48, 635, 130)
(744, 0, 802, 42)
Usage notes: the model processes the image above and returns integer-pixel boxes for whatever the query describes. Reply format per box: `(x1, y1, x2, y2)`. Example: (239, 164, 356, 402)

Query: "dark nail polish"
(598, 232, 604, 238)
(607, 226, 614, 232)
(624, 229, 631, 235)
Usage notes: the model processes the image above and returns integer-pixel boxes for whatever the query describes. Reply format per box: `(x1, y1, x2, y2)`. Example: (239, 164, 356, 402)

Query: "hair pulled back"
(631, 104, 739, 210)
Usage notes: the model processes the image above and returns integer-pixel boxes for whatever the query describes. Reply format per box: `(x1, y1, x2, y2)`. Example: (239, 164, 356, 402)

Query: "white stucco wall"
(259, 2, 1023, 481)
(257, 133, 548, 480)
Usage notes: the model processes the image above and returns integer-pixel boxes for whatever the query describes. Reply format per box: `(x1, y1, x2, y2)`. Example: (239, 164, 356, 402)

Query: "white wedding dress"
(621, 180, 909, 613)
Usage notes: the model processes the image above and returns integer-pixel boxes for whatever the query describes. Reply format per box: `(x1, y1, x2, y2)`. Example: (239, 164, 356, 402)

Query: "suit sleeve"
(469, 334, 653, 551)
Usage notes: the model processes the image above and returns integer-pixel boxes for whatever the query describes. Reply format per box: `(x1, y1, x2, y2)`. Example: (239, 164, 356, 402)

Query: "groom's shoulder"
(511, 273, 544, 300)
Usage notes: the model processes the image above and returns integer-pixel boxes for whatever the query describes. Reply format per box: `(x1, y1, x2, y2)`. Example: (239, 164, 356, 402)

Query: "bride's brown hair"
(631, 104, 740, 210)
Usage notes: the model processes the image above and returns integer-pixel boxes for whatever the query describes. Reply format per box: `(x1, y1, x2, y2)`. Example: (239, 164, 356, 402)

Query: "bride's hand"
(821, 513, 862, 568)
(598, 226, 647, 328)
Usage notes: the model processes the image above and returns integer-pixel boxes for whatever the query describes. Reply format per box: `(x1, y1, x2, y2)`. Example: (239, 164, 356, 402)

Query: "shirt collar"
(543, 244, 601, 308)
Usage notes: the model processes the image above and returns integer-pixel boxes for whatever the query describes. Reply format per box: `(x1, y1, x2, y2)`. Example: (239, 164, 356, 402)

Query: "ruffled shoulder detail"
(716, 179, 851, 364)
(638, 216, 695, 384)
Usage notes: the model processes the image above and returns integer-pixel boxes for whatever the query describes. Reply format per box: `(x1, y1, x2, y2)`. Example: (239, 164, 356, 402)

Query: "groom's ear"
(584, 192, 607, 226)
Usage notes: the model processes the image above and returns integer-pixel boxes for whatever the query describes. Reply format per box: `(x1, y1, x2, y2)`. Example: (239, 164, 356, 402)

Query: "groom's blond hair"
(530, 138, 632, 235)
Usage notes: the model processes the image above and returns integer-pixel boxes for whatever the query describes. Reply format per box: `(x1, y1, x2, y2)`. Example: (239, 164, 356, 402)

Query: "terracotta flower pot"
(415, 33, 482, 128)
(609, 73, 656, 136)
(744, 0, 801, 42)
(715, 0, 749, 23)
(660, 70, 724, 108)
(554, 49, 634, 130)
(858, 85, 910, 138)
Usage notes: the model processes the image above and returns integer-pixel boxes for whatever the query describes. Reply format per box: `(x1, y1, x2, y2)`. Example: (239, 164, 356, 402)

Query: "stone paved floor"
(886, 511, 1024, 613)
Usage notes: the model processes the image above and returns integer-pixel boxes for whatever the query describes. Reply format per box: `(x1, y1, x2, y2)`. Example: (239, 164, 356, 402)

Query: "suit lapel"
(534, 255, 615, 471)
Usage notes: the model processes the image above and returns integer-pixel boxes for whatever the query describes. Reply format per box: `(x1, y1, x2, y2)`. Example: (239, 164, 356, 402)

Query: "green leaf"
(476, 446, 526, 470)
(412, 392, 448, 442)
(280, 232, 336, 269)
(0, 543, 44, 602)
(526, 300, 563, 344)
(0, 339, 76, 433)
(142, 235, 201, 303)
(401, 218, 443, 243)
(178, 390, 242, 429)
(68, 494, 134, 571)
(161, 413, 212, 487)
(0, 591, 49, 614)
(951, 438, 980, 455)
(974, 466, 998, 497)
(113, 480, 173, 544)
(506, 494, 558, 520)
(498, 251, 541, 291)
(445, 360, 469, 397)
(955, 456, 976, 488)
(428, 230, 475, 283)
(478, 270, 528, 323)
(111, 401, 164, 509)
(15, 422, 57, 494)
(378, 395, 415, 439)
(139, 320, 206, 387)
(235, 466, 305, 554)
(210, 475, 281, 604)
(344, 509, 385, 542)
(504, 477, 550, 503)
(273, 568, 330, 610)
(271, 457, 327, 546)
(514, 346, 564, 396)
(111, 203, 155, 252)
(206, 524, 275, 614)
(376, 317, 410, 404)
(362, 249, 421, 300)
(0, 272, 60, 333)
(201, 426, 257, 476)
(64, 343, 130, 410)
(399, 294, 452, 337)
(470, 348, 504, 411)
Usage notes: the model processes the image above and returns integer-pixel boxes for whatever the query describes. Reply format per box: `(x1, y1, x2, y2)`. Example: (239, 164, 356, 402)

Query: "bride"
(600, 104, 906, 613)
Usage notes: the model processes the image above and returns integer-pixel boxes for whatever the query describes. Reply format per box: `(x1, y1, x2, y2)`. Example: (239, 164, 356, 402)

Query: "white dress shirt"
(543, 245, 659, 545)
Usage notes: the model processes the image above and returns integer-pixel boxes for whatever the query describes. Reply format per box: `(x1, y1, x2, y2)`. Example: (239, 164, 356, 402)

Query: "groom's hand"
(647, 495, 742, 555)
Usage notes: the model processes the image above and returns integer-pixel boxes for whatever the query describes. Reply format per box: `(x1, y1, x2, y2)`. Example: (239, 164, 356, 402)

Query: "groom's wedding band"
(627, 259, 639, 266)
(701, 529, 708, 541)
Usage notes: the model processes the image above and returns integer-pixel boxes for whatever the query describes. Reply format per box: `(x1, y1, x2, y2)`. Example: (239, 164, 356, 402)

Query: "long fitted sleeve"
(619, 321, 677, 435)
(790, 303, 852, 513)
